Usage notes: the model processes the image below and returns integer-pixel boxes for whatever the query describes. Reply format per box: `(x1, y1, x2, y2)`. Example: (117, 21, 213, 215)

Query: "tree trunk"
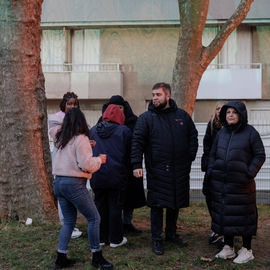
(172, 0, 255, 116)
(172, 0, 209, 116)
(0, 0, 57, 222)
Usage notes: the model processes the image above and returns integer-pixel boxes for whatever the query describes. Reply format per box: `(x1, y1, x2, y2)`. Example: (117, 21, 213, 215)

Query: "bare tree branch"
(202, 0, 254, 67)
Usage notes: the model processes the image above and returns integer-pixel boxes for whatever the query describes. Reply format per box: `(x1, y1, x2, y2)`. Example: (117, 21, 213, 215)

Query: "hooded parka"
(131, 99, 198, 209)
(91, 105, 132, 190)
(207, 101, 265, 236)
(98, 95, 146, 209)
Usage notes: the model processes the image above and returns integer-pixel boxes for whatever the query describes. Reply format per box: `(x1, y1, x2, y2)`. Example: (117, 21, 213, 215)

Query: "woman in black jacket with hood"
(91, 104, 133, 247)
(98, 95, 146, 233)
(207, 101, 265, 264)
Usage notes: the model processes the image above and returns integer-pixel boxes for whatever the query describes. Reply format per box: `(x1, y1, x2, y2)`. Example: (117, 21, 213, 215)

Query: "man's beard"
(154, 100, 168, 110)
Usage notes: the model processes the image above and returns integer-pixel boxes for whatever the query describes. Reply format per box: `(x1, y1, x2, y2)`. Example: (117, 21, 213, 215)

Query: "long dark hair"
(55, 108, 90, 149)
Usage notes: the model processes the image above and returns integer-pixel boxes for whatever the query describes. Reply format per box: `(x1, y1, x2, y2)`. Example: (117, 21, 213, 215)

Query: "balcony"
(197, 63, 262, 99)
(43, 63, 123, 99)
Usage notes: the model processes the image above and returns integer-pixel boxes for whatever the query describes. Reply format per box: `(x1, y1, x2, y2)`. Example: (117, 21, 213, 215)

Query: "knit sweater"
(49, 126, 102, 179)
(48, 111, 65, 130)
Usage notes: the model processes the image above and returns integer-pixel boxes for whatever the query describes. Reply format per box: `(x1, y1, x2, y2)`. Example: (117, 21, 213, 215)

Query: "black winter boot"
(54, 252, 76, 269)
(152, 240, 164, 255)
(92, 250, 113, 269)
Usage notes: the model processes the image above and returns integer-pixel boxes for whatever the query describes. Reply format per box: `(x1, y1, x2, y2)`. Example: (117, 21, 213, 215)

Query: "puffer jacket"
(131, 99, 198, 209)
(201, 120, 222, 172)
(207, 101, 265, 236)
(90, 121, 132, 190)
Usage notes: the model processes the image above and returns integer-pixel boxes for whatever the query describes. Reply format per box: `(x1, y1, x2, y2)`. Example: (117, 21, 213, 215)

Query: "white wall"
(197, 67, 262, 99)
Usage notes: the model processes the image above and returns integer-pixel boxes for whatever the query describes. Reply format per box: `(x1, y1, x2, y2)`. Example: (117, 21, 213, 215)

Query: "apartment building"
(41, 0, 270, 129)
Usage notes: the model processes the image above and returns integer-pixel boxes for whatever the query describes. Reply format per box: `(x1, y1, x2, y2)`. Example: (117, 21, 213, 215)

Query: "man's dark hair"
(152, 82, 171, 94)
(59, 91, 80, 112)
(55, 108, 90, 149)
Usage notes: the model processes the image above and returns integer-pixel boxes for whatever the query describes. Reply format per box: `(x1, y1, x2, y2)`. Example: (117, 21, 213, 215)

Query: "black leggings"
(224, 235, 252, 250)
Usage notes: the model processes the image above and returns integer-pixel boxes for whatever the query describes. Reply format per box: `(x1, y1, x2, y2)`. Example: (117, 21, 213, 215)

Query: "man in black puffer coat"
(207, 101, 265, 264)
(131, 82, 198, 255)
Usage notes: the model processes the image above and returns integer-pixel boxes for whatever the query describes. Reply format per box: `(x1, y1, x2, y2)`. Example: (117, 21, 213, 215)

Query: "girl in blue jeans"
(49, 108, 113, 270)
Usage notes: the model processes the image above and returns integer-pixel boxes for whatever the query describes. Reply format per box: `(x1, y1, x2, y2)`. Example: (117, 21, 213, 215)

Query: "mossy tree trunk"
(172, 0, 255, 116)
(0, 0, 57, 222)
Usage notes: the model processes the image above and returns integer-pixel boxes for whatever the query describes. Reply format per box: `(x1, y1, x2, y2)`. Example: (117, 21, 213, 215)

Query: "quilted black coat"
(131, 99, 198, 209)
(201, 120, 222, 172)
(90, 122, 132, 190)
(207, 101, 265, 236)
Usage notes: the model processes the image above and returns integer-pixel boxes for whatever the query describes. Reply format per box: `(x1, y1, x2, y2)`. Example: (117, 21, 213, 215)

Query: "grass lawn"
(0, 202, 270, 270)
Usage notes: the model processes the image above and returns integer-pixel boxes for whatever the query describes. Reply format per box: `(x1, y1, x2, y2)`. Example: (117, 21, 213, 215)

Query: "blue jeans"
(54, 176, 101, 253)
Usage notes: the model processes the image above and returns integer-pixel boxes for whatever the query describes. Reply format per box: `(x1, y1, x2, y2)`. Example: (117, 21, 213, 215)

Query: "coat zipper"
(221, 131, 234, 232)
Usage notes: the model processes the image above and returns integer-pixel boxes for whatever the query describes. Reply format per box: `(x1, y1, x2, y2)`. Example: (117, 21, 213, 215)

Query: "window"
(220, 25, 252, 66)
(202, 25, 253, 67)
(72, 29, 100, 71)
(41, 30, 66, 72)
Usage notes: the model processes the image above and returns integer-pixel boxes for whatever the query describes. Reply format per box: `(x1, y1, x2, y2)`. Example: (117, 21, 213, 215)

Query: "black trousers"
(205, 191, 212, 218)
(150, 206, 179, 241)
(224, 235, 252, 250)
(94, 189, 124, 244)
(203, 175, 212, 218)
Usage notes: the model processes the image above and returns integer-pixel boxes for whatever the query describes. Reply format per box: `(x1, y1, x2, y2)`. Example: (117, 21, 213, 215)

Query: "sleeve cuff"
(132, 163, 142, 170)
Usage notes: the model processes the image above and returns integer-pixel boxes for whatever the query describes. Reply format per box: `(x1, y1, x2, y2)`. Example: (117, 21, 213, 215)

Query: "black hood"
(96, 121, 118, 138)
(148, 98, 178, 114)
(100, 95, 137, 130)
(220, 101, 248, 130)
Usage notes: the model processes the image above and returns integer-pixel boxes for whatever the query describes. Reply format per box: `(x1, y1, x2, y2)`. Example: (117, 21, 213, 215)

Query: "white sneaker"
(71, 228, 82, 239)
(215, 245, 236, 259)
(237, 247, 246, 255)
(110, 237, 127, 248)
(233, 247, 254, 264)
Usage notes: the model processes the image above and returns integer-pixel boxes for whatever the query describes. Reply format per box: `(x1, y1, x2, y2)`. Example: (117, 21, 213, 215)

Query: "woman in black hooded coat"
(207, 101, 265, 264)
(98, 96, 146, 233)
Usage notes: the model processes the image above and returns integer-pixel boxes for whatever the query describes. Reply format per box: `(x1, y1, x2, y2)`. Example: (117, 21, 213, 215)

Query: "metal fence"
(143, 155, 270, 205)
(189, 154, 270, 204)
(187, 123, 270, 204)
(142, 123, 270, 204)
(49, 121, 270, 204)
(206, 63, 262, 70)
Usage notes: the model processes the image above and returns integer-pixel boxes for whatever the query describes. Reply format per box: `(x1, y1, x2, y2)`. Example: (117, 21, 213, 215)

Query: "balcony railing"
(42, 63, 121, 72)
(206, 63, 261, 70)
(43, 63, 123, 99)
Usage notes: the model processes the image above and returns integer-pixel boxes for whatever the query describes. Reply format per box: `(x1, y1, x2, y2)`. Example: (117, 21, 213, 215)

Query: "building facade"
(41, 0, 270, 129)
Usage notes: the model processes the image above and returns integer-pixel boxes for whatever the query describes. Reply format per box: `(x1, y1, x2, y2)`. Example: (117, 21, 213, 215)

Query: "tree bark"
(172, 0, 255, 116)
(0, 0, 57, 222)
